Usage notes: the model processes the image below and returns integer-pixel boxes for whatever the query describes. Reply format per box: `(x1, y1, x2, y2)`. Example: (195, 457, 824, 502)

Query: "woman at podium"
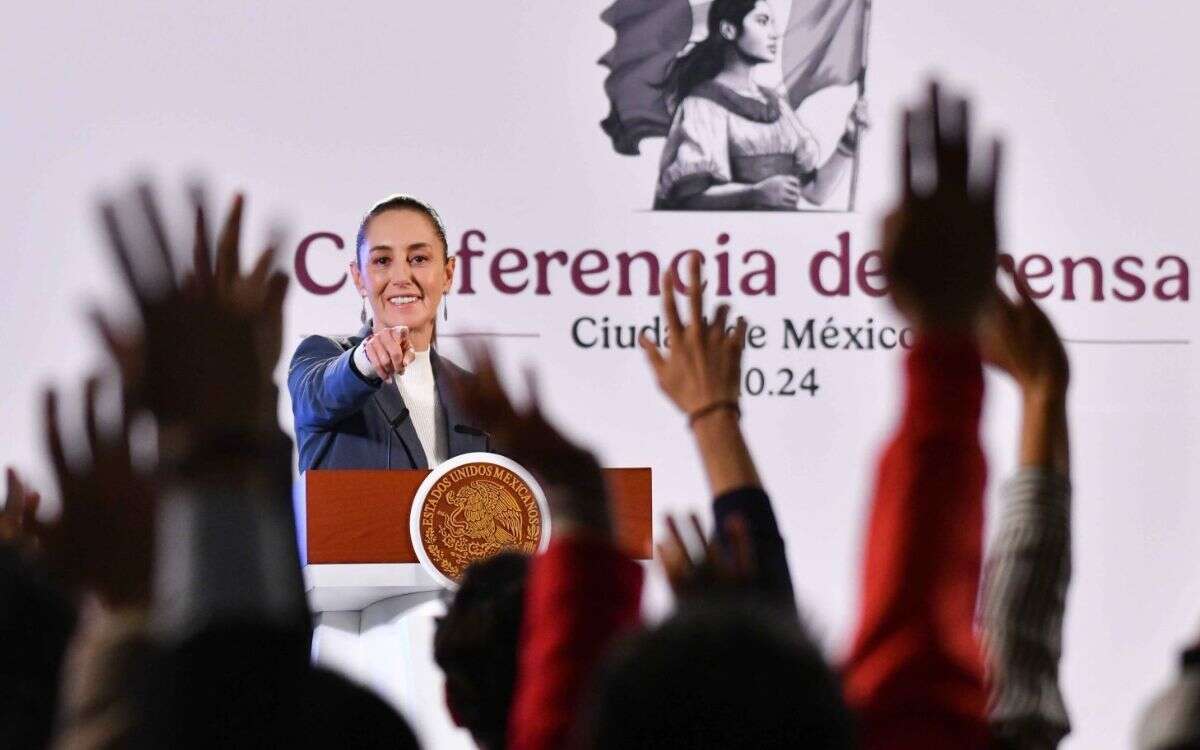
(288, 195, 486, 471)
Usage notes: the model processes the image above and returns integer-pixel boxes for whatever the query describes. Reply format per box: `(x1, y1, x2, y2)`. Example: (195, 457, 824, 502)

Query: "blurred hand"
(752, 175, 801, 209)
(96, 186, 288, 439)
(457, 346, 611, 539)
(640, 253, 748, 423)
(980, 268, 1069, 401)
(1, 467, 42, 555)
(36, 378, 155, 608)
(364, 325, 415, 382)
(658, 512, 755, 604)
(883, 82, 1002, 331)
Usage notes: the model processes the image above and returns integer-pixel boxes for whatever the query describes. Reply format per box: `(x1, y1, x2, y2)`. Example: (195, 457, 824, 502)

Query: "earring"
(360, 298, 367, 325)
(442, 294, 449, 322)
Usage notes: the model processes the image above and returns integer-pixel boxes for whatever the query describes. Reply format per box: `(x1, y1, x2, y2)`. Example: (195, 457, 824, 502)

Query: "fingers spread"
(44, 390, 69, 484)
(639, 332, 666, 375)
(137, 183, 178, 282)
(214, 193, 245, 287)
(661, 266, 684, 338)
(101, 203, 146, 309)
(83, 376, 101, 456)
(687, 252, 704, 332)
(901, 110, 915, 199)
(190, 194, 214, 293)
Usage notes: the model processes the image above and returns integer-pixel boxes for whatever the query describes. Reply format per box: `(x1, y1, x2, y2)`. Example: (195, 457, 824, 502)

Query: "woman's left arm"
(799, 98, 869, 206)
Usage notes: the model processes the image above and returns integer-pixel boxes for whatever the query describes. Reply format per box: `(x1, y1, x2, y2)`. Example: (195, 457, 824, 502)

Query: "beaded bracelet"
(687, 399, 741, 428)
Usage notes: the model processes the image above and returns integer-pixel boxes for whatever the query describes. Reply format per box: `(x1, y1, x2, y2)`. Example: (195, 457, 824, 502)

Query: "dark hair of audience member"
(579, 599, 855, 749)
(434, 551, 530, 749)
(140, 623, 418, 749)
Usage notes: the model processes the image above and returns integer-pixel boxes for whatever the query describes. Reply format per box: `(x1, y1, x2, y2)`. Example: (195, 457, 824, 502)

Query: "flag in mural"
(598, 0, 694, 155)
(783, 0, 868, 109)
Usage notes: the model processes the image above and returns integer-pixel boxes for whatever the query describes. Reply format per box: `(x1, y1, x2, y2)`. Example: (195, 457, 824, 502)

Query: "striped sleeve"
(980, 468, 1072, 747)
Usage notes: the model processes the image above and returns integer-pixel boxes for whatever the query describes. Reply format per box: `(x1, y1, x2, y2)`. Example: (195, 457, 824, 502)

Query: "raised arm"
(287, 334, 381, 431)
(978, 269, 1073, 749)
(94, 186, 310, 644)
(455, 347, 642, 750)
(842, 82, 1001, 749)
(640, 253, 794, 610)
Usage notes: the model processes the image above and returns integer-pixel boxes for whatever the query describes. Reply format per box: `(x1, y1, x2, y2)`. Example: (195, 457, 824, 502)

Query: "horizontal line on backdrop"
(1063, 338, 1190, 345)
(440, 332, 542, 339)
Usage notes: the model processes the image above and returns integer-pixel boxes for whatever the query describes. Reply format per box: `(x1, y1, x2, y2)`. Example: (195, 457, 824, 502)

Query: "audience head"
(580, 601, 854, 749)
(143, 624, 418, 749)
(434, 551, 531, 749)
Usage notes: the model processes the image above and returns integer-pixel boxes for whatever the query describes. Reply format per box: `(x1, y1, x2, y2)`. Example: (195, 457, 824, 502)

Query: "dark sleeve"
(842, 335, 990, 750)
(712, 486, 796, 612)
(287, 335, 380, 432)
(0, 546, 78, 750)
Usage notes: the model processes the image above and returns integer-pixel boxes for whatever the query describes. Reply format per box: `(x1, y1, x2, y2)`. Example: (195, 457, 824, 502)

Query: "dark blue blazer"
(287, 324, 487, 472)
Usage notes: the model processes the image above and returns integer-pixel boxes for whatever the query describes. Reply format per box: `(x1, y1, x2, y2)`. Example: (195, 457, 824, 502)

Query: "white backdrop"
(2, 2, 1198, 747)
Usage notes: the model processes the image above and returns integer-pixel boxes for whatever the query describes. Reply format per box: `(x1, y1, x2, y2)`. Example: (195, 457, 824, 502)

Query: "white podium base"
(307, 564, 475, 749)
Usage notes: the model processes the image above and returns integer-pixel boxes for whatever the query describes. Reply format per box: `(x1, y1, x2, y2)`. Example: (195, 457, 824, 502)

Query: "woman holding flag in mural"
(654, 0, 868, 210)
(598, 0, 870, 210)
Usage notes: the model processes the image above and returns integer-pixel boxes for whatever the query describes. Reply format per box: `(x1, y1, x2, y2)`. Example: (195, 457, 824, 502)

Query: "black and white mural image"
(601, 0, 872, 211)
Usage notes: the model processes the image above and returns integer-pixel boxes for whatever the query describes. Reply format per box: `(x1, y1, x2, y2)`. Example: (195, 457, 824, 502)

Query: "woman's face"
(349, 208, 455, 349)
(736, 1, 779, 63)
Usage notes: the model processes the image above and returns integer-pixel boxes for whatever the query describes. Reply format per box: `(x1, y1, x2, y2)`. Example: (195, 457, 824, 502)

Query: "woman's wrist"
(688, 399, 740, 429)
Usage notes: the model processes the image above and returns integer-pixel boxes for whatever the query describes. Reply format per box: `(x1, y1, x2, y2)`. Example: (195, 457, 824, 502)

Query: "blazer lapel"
(370, 373, 429, 470)
(432, 348, 486, 457)
(360, 320, 427, 468)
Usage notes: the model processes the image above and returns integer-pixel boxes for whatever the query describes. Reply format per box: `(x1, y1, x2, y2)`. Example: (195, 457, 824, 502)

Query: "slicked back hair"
(355, 194, 449, 267)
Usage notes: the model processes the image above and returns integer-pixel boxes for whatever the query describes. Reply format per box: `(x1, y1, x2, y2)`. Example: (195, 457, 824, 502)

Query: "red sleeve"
(508, 534, 644, 750)
(842, 335, 990, 749)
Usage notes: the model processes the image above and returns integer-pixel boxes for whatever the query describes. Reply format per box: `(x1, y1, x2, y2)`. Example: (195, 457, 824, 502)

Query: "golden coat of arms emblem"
(410, 453, 549, 588)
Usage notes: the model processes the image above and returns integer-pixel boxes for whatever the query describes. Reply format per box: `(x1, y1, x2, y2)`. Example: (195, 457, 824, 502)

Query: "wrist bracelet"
(687, 400, 740, 428)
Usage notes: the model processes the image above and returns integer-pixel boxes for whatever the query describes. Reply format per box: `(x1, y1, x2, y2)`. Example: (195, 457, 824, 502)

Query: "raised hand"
(981, 268, 1070, 473)
(95, 185, 288, 439)
(980, 268, 1070, 400)
(1, 467, 42, 554)
(456, 345, 610, 539)
(883, 82, 1003, 331)
(640, 253, 748, 425)
(658, 512, 755, 604)
(36, 378, 155, 608)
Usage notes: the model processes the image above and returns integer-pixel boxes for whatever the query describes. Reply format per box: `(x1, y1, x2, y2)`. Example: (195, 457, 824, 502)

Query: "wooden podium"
(296, 466, 652, 747)
(298, 467, 654, 610)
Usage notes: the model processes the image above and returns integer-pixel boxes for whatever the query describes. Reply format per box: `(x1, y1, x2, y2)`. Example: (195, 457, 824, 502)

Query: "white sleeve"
(352, 341, 382, 381)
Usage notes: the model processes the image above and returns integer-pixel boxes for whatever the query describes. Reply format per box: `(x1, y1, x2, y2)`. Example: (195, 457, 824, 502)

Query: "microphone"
(454, 424, 491, 452)
(389, 408, 410, 428)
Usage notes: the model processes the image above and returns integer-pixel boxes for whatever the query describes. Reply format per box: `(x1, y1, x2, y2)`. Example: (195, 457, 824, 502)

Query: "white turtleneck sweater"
(354, 344, 448, 467)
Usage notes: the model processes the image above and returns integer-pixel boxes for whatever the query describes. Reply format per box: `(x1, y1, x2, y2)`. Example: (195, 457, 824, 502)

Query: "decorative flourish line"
(1062, 338, 1190, 345)
(440, 332, 542, 339)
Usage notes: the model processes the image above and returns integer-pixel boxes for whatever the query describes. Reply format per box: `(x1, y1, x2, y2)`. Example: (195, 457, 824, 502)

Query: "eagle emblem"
(444, 479, 525, 546)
